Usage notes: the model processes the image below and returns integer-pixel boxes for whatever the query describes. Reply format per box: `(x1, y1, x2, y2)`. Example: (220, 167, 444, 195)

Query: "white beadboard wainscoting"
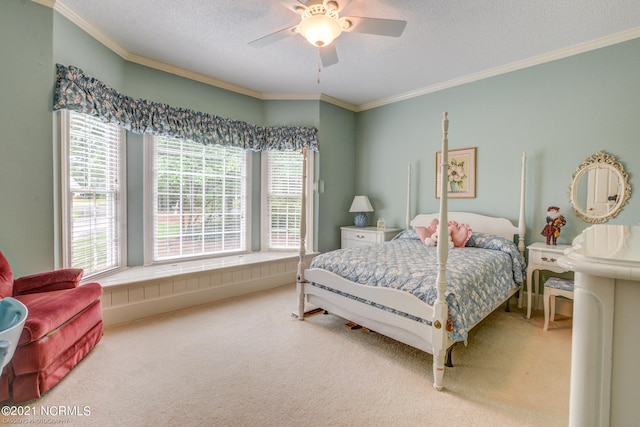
(93, 252, 317, 325)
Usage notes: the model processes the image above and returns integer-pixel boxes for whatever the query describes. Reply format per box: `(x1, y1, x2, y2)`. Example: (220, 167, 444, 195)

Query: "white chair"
(543, 277, 574, 331)
(0, 297, 28, 369)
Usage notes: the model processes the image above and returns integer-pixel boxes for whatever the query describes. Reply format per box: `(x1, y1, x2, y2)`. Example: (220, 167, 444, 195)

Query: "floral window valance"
(53, 64, 318, 152)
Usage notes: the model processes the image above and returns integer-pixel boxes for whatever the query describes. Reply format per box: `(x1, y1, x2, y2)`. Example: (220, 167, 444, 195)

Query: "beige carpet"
(4, 284, 572, 426)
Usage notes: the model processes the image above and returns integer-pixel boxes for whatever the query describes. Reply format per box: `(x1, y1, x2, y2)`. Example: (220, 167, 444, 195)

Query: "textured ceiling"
(58, 0, 640, 110)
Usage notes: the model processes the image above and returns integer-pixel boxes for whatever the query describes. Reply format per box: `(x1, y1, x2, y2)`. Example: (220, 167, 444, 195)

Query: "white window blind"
(153, 136, 247, 261)
(63, 111, 124, 276)
(265, 151, 304, 250)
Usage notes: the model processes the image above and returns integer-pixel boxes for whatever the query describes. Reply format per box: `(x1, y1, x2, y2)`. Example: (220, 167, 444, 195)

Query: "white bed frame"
(294, 113, 527, 390)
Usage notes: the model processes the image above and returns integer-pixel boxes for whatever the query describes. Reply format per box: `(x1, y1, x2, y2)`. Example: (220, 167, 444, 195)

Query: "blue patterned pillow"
(466, 232, 526, 283)
(392, 229, 419, 241)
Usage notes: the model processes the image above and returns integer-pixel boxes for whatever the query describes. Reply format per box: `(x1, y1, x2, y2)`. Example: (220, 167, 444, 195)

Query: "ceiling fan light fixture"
(298, 14, 342, 47)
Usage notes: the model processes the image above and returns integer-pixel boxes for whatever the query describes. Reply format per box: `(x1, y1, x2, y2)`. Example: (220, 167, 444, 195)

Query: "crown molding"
(32, 0, 55, 7)
(126, 53, 263, 99)
(46, 0, 354, 109)
(319, 94, 356, 111)
(48, 0, 262, 99)
(40, 1, 640, 113)
(356, 26, 640, 112)
(260, 92, 356, 111)
(50, 0, 130, 58)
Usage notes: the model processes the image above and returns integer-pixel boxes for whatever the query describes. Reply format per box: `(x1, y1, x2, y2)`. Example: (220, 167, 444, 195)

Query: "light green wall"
(0, 1, 54, 275)
(122, 62, 264, 123)
(53, 11, 125, 90)
(317, 102, 356, 252)
(356, 37, 640, 245)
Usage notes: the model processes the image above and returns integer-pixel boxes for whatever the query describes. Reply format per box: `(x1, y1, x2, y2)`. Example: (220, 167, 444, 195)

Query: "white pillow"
(409, 214, 439, 228)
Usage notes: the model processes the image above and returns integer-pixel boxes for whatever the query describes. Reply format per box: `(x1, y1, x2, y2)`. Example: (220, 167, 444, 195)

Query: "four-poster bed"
(295, 113, 527, 390)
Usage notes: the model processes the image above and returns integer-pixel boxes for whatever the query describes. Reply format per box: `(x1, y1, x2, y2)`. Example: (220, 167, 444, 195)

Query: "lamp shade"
(349, 196, 374, 213)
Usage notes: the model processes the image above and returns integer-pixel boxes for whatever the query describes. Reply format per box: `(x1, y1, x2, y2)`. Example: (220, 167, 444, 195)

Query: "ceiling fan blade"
(282, 0, 351, 13)
(343, 16, 407, 37)
(330, 0, 351, 13)
(276, 0, 308, 14)
(319, 44, 338, 67)
(248, 26, 298, 48)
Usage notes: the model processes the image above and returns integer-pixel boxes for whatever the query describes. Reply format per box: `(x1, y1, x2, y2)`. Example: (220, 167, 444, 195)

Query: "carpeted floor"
(3, 284, 572, 426)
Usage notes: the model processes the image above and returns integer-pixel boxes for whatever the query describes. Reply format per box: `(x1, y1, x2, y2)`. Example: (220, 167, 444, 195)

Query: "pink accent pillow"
(448, 221, 472, 247)
(415, 219, 439, 244)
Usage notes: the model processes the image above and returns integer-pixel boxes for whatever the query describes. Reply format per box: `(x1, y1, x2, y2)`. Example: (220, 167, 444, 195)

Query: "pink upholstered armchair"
(0, 251, 103, 403)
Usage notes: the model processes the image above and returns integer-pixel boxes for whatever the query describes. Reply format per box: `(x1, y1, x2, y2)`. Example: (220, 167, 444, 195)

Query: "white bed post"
(295, 147, 308, 320)
(406, 162, 411, 230)
(518, 152, 527, 254)
(432, 112, 449, 391)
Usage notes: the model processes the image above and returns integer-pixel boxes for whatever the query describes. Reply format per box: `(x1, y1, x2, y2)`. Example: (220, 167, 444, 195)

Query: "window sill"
(94, 250, 319, 326)
(91, 251, 313, 288)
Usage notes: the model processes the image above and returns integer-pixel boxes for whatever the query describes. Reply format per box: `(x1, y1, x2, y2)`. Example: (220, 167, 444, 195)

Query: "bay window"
(262, 150, 314, 251)
(146, 135, 249, 262)
(60, 110, 126, 277)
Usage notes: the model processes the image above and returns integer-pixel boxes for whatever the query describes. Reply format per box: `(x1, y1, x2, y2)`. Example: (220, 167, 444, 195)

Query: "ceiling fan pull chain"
(317, 49, 322, 85)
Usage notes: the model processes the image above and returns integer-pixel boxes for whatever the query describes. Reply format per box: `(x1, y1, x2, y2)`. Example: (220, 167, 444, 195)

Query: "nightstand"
(526, 242, 572, 319)
(340, 226, 401, 249)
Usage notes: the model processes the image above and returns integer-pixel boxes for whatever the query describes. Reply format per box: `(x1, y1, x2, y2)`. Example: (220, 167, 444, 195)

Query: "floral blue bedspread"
(309, 230, 526, 342)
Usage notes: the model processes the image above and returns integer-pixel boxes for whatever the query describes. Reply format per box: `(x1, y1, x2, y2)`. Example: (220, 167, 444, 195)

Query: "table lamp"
(349, 195, 374, 227)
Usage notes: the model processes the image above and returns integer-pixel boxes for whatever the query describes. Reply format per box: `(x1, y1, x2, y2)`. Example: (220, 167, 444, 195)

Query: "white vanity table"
(525, 242, 572, 319)
(558, 224, 640, 427)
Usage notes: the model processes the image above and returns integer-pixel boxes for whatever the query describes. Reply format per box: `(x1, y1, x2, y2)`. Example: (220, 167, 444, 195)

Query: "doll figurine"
(541, 206, 566, 245)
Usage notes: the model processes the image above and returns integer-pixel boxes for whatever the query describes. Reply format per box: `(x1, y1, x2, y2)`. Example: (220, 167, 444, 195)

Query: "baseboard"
(532, 293, 574, 317)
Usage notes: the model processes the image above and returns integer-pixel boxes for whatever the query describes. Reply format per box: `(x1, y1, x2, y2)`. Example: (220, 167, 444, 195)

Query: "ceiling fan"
(249, 0, 407, 67)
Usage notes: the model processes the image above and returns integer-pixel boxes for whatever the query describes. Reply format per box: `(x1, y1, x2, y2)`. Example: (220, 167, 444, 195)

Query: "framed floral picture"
(436, 147, 476, 198)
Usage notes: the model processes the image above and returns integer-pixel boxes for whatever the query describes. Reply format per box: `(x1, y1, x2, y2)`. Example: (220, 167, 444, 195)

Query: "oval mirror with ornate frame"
(568, 151, 631, 223)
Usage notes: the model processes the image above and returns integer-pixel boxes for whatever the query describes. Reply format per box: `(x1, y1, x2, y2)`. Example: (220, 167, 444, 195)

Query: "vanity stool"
(543, 277, 574, 330)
